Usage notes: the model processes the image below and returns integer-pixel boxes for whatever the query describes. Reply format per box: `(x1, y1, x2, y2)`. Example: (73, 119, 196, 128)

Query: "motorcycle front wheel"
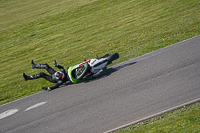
(76, 64, 90, 80)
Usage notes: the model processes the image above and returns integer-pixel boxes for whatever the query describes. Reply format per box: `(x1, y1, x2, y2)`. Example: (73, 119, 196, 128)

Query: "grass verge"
(117, 102, 200, 133)
(0, 0, 200, 105)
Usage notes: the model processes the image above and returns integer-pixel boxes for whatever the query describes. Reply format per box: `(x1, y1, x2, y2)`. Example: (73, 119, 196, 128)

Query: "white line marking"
(0, 109, 19, 120)
(24, 101, 47, 112)
(104, 98, 200, 133)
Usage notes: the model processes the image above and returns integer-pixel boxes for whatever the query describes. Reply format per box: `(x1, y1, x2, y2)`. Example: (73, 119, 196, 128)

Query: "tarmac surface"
(0, 36, 200, 133)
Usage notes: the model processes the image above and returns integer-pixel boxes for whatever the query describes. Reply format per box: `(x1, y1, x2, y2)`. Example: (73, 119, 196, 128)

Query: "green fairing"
(68, 65, 81, 83)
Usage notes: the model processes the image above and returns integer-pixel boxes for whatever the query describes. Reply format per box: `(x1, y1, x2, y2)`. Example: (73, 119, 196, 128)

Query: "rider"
(23, 60, 69, 91)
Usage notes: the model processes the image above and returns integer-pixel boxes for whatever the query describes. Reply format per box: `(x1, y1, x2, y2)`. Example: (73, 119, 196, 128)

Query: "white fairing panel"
(89, 58, 108, 74)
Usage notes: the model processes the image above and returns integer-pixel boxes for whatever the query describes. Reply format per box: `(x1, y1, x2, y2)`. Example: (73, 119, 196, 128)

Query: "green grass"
(117, 102, 200, 133)
(0, 0, 200, 105)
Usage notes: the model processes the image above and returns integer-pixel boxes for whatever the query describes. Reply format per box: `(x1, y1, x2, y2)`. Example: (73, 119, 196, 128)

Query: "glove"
(54, 60, 58, 67)
(47, 87, 51, 91)
(42, 87, 51, 91)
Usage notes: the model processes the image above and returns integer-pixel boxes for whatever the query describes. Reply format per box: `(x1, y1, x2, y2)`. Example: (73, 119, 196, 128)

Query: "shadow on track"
(85, 61, 137, 82)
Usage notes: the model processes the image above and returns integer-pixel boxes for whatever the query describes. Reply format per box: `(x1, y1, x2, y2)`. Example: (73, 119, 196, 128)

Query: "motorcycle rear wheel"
(106, 53, 119, 64)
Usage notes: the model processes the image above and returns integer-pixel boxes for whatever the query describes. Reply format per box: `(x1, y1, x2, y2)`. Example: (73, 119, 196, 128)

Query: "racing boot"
(23, 73, 31, 81)
(23, 73, 41, 81)
(31, 60, 47, 69)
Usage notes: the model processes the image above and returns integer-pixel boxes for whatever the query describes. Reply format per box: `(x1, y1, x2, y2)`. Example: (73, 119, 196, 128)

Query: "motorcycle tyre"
(76, 64, 90, 80)
(106, 53, 119, 64)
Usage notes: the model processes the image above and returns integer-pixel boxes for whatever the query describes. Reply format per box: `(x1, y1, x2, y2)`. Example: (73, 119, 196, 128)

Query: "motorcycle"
(67, 53, 119, 83)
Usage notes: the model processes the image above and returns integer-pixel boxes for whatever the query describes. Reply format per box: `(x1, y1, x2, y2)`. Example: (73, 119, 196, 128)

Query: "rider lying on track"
(23, 60, 69, 91)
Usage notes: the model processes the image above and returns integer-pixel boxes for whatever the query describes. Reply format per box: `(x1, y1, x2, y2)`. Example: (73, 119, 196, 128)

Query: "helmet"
(55, 71, 62, 79)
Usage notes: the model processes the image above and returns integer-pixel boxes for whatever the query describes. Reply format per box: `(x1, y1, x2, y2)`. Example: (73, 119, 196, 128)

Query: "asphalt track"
(0, 36, 200, 133)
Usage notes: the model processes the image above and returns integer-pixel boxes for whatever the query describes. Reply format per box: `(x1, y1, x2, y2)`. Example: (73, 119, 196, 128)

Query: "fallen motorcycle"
(68, 53, 119, 83)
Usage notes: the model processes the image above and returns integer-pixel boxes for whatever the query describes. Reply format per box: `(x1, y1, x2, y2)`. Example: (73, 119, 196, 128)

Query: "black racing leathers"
(24, 61, 69, 90)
